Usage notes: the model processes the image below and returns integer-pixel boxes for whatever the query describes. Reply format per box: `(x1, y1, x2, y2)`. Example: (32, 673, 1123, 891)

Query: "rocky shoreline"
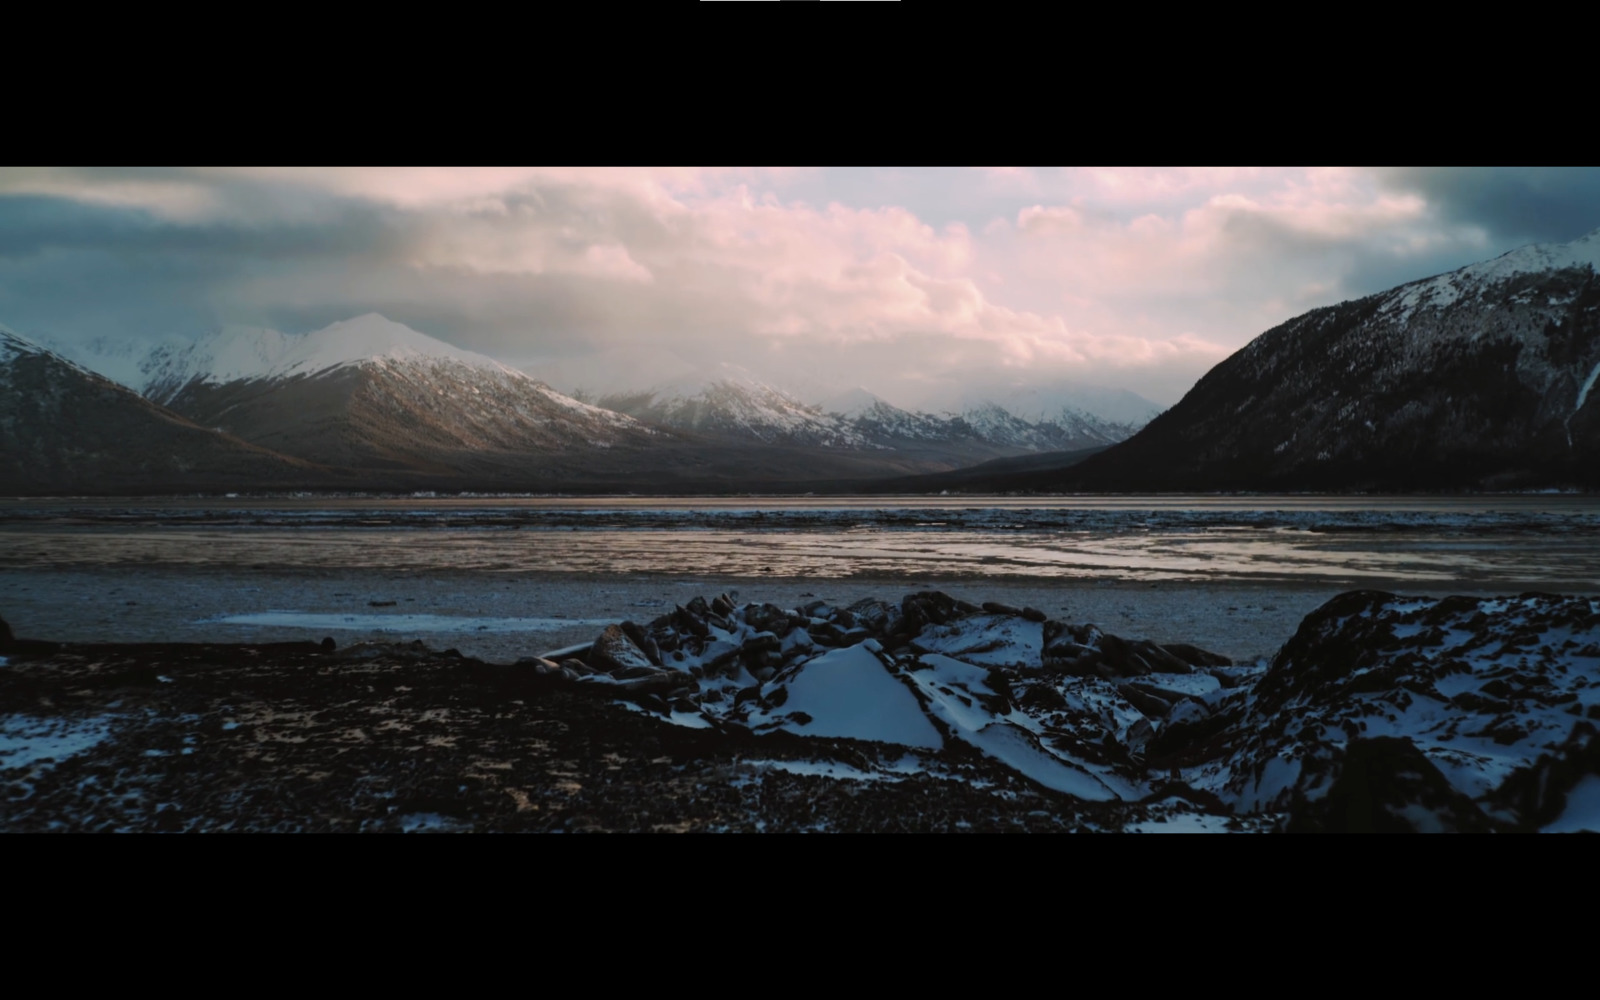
(4, 588, 1598, 833)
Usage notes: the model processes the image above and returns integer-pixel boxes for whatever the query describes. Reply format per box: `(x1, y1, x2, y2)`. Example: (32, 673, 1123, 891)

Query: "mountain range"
(6, 227, 1600, 495)
(0, 325, 326, 493)
(6, 315, 1158, 493)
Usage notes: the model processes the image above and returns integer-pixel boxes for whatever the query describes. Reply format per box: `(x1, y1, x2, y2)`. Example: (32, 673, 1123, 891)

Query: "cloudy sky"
(4, 167, 1599, 408)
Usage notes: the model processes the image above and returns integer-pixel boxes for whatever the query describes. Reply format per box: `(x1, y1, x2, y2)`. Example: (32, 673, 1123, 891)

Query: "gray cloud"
(1377, 167, 1600, 245)
(6, 168, 1599, 411)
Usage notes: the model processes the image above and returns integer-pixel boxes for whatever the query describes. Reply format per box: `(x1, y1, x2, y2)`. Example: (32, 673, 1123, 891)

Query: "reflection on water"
(5, 514, 1597, 587)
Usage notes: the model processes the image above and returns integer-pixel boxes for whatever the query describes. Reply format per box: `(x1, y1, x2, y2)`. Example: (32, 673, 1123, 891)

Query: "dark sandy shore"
(7, 568, 1598, 833)
(0, 566, 1494, 667)
(0, 635, 1187, 833)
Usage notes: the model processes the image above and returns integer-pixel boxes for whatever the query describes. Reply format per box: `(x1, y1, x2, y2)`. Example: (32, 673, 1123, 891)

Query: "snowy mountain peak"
(1381, 227, 1600, 325)
(0, 324, 44, 361)
(1, 325, 119, 385)
(1068, 224, 1600, 491)
(1472, 227, 1600, 281)
(135, 314, 527, 405)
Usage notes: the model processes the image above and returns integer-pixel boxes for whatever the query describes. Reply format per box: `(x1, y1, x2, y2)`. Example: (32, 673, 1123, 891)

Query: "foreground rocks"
(3, 590, 1598, 832)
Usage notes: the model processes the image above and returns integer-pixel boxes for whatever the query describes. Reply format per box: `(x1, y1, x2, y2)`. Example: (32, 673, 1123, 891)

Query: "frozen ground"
(2, 566, 1402, 664)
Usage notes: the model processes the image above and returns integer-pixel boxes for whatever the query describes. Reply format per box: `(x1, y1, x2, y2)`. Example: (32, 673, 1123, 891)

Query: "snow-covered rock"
(548, 587, 1600, 832)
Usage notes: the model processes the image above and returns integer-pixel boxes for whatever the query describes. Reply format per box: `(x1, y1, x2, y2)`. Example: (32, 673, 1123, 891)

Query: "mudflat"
(0, 566, 1567, 665)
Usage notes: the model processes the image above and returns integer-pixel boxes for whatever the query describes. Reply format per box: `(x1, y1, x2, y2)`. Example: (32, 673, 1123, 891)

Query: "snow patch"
(1543, 774, 1600, 834)
(749, 644, 944, 749)
(0, 713, 116, 771)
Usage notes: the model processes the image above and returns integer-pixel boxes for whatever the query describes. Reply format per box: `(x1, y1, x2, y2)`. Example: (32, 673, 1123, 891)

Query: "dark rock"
(1020, 683, 1068, 710)
(845, 598, 899, 634)
(1147, 707, 1237, 765)
(1206, 666, 1255, 689)
(1161, 643, 1232, 668)
(1045, 648, 1102, 677)
(619, 621, 661, 667)
(807, 622, 849, 646)
(674, 606, 711, 638)
(614, 666, 662, 681)
(982, 667, 1015, 705)
(1132, 640, 1193, 674)
(616, 673, 690, 697)
(744, 603, 791, 634)
(1257, 591, 1398, 707)
(1067, 623, 1104, 647)
(1116, 683, 1172, 719)
(1284, 737, 1501, 833)
(320, 637, 337, 653)
(1098, 634, 1151, 677)
(1488, 721, 1600, 830)
(734, 685, 765, 708)
(589, 624, 656, 676)
(1021, 607, 1047, 623)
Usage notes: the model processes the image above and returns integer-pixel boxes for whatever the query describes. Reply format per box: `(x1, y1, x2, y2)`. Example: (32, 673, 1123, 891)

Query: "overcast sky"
(4, 167, 1599, 408)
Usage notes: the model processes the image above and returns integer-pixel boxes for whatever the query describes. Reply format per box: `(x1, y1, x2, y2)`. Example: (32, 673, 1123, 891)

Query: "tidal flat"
(3, 495, 1597, 833)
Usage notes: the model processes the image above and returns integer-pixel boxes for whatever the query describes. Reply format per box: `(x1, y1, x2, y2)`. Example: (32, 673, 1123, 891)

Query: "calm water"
(3, 495, 1598, 587)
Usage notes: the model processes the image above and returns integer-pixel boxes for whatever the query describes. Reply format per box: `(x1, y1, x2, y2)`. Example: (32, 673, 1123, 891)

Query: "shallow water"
(3, 495, 1597, 587)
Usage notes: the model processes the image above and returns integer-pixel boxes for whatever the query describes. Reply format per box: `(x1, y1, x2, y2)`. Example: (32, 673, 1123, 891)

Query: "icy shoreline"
(0, 567, 1400, 666)
(529, 586, 1600, 832)
(4, 583, 1597, 832)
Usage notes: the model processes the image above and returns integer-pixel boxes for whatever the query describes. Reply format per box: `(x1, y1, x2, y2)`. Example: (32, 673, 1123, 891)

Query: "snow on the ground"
(0, 713, 116, 771)
(747, 642, 944, 749)
(1543, 774, 1600, 834)
(554, 586, 1600, 830)
(912, 614, 1042, 667)
(1127, 811, 1240, 834)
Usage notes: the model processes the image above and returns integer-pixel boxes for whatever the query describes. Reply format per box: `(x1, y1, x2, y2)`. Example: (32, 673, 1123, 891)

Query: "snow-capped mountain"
(115, 315, 665, 474)
(1062, 228, 1600, 491)
(600, 370, 1156, 459)
(1, 325, 320, 493)
(599, 365, 878, 449)
(947, 380, 1164, 425)
(822, 384, 1157, 453)
(818, 387, 963, 443)
(939, 401, 1116, 452)
(948, 383, 1163, 442)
